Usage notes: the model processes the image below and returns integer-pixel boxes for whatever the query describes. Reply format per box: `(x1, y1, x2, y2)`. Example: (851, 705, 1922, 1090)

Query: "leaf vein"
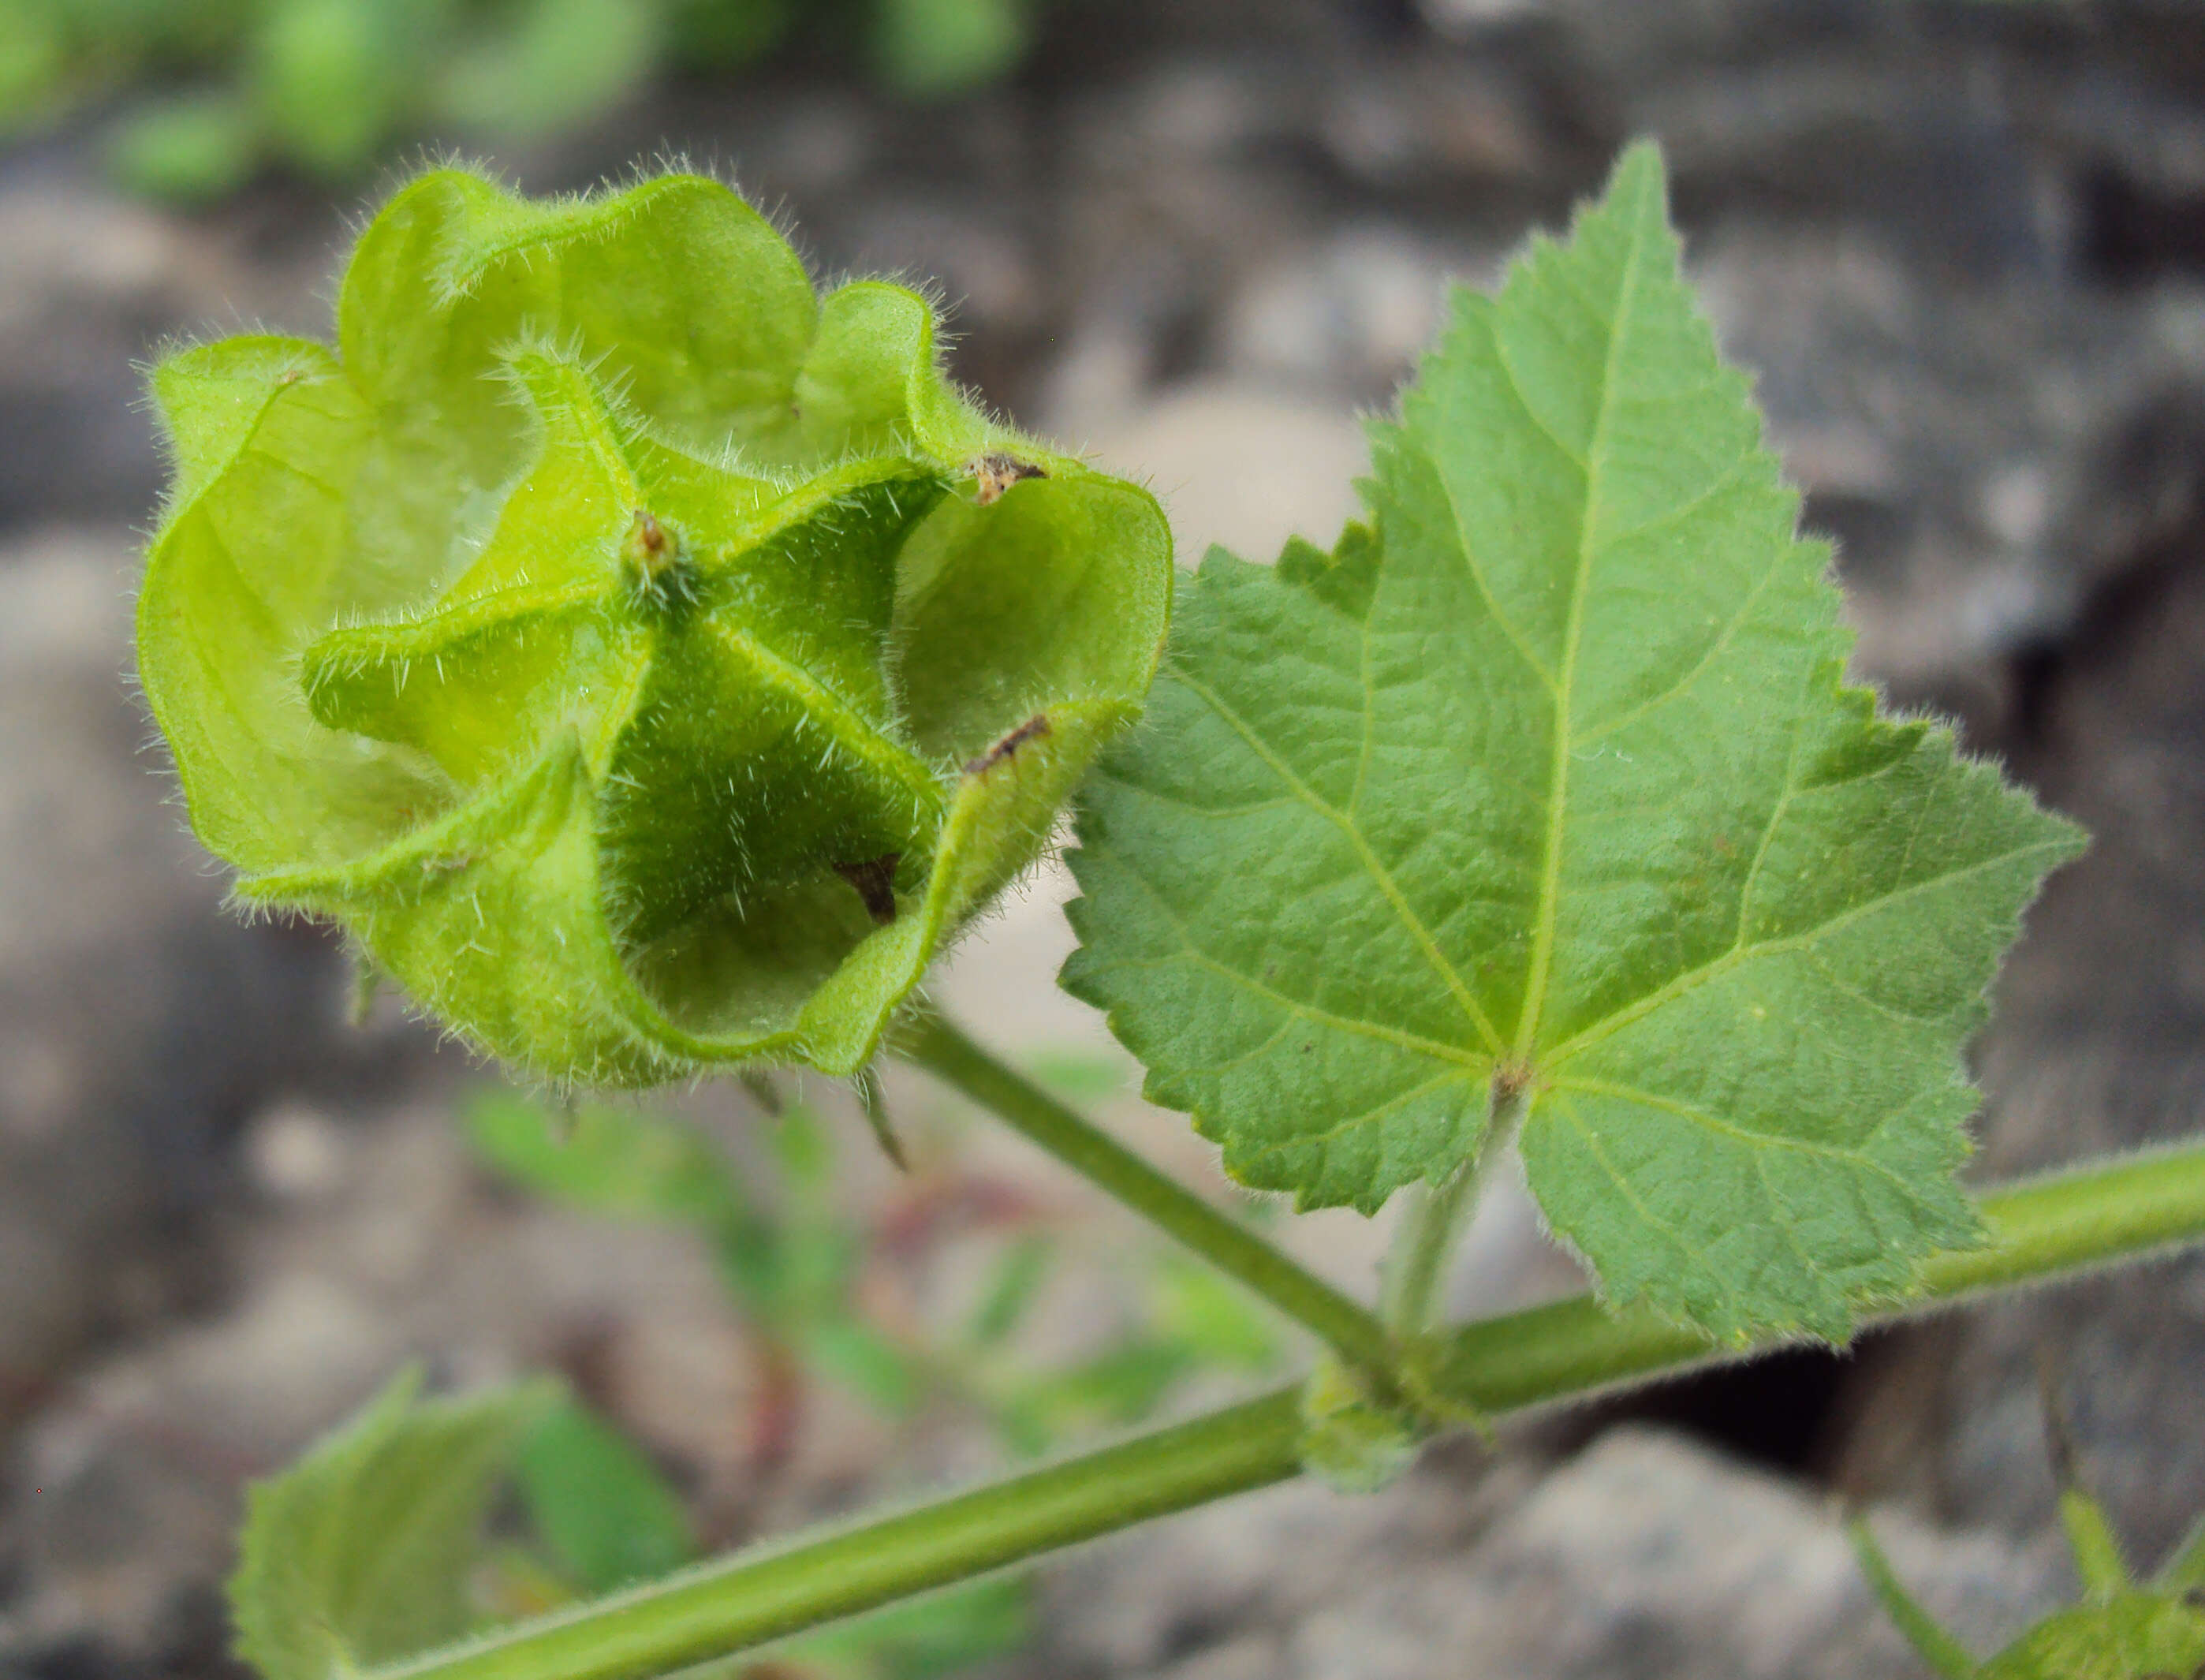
(1513, 193, 1647, 1056)
(1734, 735, 1805, 943)
(1571, 479, 1790, 748)
(1233, 1068, 1481, 1174)
(1487, 334, 1590, 473)
(1107, 945, 1486, 1071)
(1551, 1073, 1923, 1199)
(1547, 1091, 1719, 1274)
(1546, 836, 2075, 1066)
(1175, 669, 1505, 1055)
(1420, 428, 1562, 693)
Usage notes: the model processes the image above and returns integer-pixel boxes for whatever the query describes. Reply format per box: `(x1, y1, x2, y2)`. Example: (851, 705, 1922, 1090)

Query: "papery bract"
(138, 167, 1171, 1083)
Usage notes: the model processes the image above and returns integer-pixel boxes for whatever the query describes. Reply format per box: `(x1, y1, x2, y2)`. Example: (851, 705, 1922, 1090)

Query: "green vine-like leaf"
(1061, 144, 2084, 1342)
(229, 1368, 558, 1680)
(137, 166, 1171, 1085)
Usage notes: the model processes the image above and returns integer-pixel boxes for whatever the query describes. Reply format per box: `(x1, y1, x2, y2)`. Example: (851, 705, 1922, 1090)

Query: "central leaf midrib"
(1512, 210, 1645, 1062)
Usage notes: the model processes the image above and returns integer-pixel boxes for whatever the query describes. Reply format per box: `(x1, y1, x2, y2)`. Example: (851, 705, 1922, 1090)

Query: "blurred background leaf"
(515, 1398, 696, 1594)
(457, 1081, 1280, 1671)
(0, 0, 1040, 200)
(871, 0, 1028, 98)
(229, 1368, 562, 1679)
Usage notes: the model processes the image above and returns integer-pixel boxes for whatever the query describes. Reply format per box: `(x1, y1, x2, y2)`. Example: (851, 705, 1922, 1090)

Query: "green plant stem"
(1381, 1085, 1524, 1339)
(897, 1009, 1394, 1373)
(371, 1138, 2205, 1680)
(1380, 1162, 1478, 1340)
(378, 1391, 1306, 1680)
(1846, 1518, 1981, 1680)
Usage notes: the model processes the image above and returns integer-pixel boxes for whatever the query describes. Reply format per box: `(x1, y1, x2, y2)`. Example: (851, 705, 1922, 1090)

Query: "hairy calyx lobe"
(139, 168, 1171, 1085)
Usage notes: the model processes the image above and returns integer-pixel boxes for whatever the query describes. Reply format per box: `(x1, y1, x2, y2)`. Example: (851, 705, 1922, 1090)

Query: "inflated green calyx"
(137, 167, 1172, 1084)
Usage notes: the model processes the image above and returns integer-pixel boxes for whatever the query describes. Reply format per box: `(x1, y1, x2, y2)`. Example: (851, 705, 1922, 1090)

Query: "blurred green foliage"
(467, 1087, 1280, 1454)
(233, 1365, 1031, 1680)
(463, 1081, 1279, 1677)
(513, 1398, 696, 1596)
(0, 0, 1035, 202)
(490, 1384, 1033, 1680)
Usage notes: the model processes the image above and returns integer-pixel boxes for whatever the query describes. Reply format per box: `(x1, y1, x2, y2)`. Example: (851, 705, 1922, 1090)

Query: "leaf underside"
(1061, 144, 2084, 1342)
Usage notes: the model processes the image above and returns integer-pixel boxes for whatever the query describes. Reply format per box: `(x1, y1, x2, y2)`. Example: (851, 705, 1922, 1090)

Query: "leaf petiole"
(1379, 1159, 1478, 1342)
(1380, 1083, 1525, 1341)
(897, 1008, 1395, 1375)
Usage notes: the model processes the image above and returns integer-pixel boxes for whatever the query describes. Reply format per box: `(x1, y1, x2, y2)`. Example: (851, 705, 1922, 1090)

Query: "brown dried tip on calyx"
(624, 507, 677, 582)
(963, 713, 1051, 775)
(834, 854, 901, 925)
(968, 452, 1047, 506)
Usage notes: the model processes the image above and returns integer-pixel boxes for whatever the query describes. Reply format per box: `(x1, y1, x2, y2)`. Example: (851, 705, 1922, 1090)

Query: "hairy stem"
(379, 1393, 1304, 1680)
(898, 1008, 1394, 1373)
(1381, 1085, 1524, 1339)
(371, 1138, 2205, 1680)
(1379, 1162, 1476, 1341)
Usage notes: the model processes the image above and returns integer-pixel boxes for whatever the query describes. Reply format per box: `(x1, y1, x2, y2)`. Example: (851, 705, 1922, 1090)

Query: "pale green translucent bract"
(137, 166, 1172, 1085)
(1062, 144, 2085, 1342)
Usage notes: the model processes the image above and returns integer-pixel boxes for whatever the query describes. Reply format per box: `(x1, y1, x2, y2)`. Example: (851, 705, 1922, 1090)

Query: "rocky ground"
(4, 2, 2205, 1676)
